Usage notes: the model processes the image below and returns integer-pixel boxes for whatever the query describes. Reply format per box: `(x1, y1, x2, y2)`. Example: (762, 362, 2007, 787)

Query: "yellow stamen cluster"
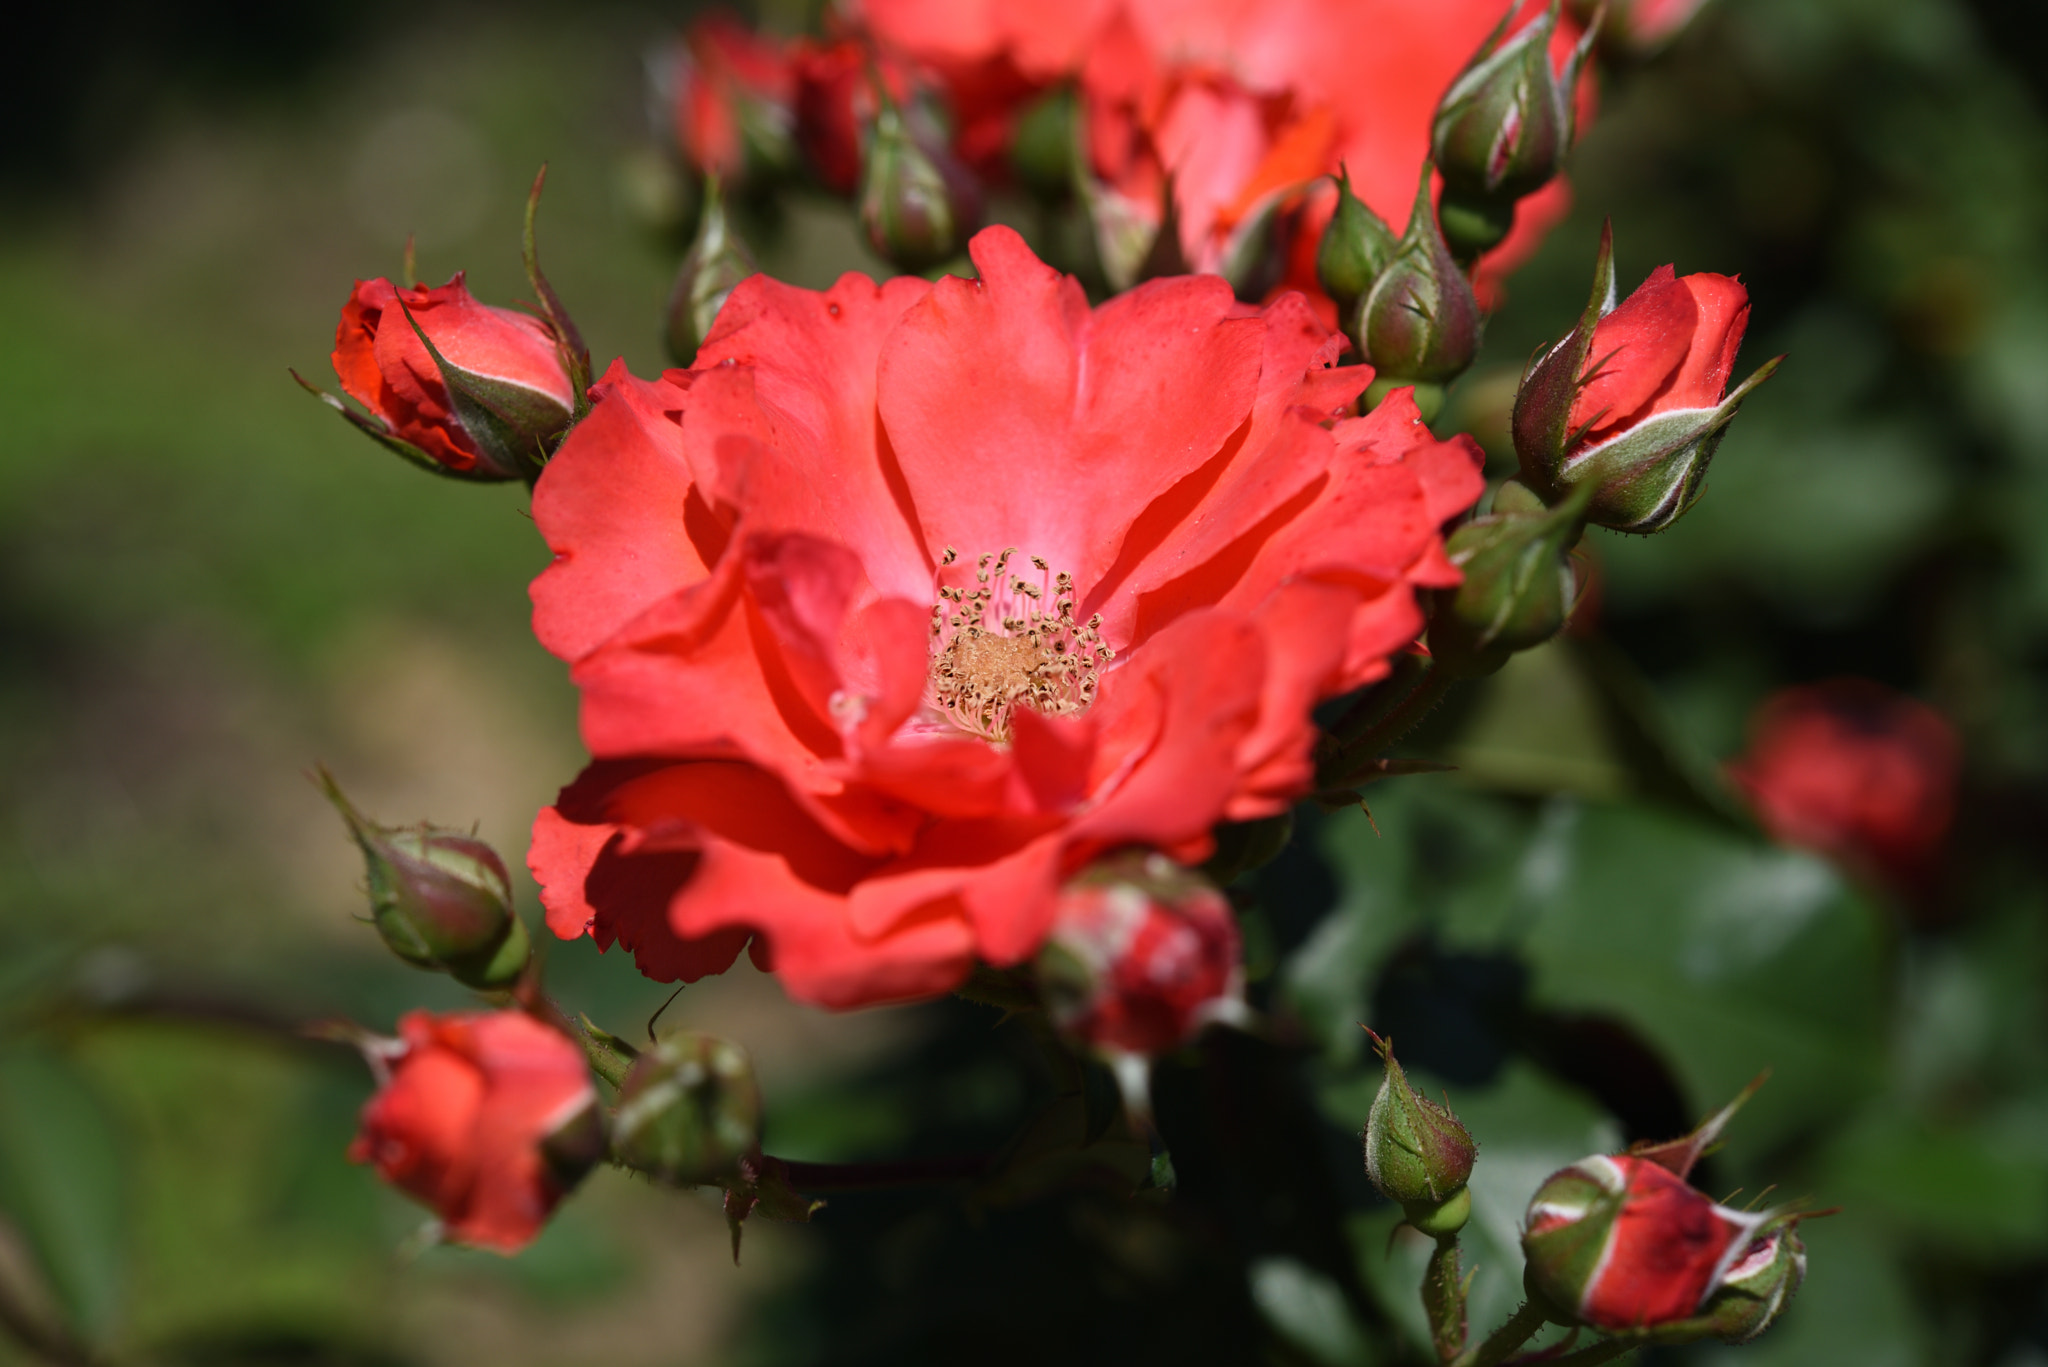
(929, 546, 1111, 742)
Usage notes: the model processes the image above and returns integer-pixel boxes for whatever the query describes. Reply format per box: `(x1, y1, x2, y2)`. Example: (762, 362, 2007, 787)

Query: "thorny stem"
(1451, 1299, 1551, 1367)
(1321, 663, 1459, 789)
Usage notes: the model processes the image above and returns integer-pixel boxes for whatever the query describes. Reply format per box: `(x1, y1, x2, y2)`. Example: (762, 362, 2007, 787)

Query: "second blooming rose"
(528, 226, 1483, 1008)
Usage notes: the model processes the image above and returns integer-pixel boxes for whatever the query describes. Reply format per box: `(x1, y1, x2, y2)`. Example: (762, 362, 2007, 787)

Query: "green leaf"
(0, 1044, 130, 1340)
(1248, 1256, 1379, 1367)
(1516, 802, 1889, 1163)
(1337, 1063, 1619, 1359)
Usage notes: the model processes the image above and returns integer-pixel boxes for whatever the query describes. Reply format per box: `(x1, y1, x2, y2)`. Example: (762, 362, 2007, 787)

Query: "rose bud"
(858, 97, 984, 272)
(1036, 851, 1245, 1061)
(1010, 85, 1080, 205)
(609, 1031, 762, 1187)
(792, 39, 910, 196)
(1512, 225, 1782, 533)
(1686, 1225, 1808, 1344)
(310, 272, 577, 483)
(1362, 1031, 1476, 1237)
(1431, 0, 1597, 263)
(1728, 680, 1960, 897)
(665, 174, 758, 366)
(320, 770, 531, 991)
(1357, 164, 1483, 422)
(1427, 480, 1591, 678)
(1522, 1079, 1814, 1344)
(664, 14, 796, 187)
(349, 1010, 604, 1253)
(1316, 164, 1398, 325)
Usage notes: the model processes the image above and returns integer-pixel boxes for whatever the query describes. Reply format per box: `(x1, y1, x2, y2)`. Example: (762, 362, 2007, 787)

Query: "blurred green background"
(1, 0, 2044, 1363)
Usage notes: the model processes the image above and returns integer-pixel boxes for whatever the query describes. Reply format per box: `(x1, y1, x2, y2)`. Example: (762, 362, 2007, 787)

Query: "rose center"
(928, 547, 1111, 742)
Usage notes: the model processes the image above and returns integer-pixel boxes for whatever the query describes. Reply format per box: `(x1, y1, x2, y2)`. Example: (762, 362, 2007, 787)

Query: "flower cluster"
(294, 16, 1818, 1362)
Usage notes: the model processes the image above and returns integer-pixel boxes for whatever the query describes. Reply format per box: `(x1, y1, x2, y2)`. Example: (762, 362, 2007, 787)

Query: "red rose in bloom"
(350, 1010, 600, 1252)
(669, 14, 795, 180)
(1524, 1153, 1767, 1330)
(527, 227, 1482, 1008)
(1566, 264, 1750, 450)
(332, 275, 576, 478)
(1039, 854, 1242, 1056)
(1729, 680, 1960, 894)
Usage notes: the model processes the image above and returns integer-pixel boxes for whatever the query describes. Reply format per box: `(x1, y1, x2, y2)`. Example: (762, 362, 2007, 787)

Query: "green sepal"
(1318, 164, 1399, 320)
(666, 172, 758, 367)
(722, 1154, 824, 1265)
(1428, 481, 1594, 678)
(1357, 162, 1482, 387)
(1559, 355, 1784, 532)
(1512, 220, 1615, 493)
(576, 1014, 640, 1090)
(394, 298, 570, 483)
(289, 368, 490, 482)
(1011, 83, 1078, 204)
(523, 164, 592, 412)
(445, 913, 531, 991)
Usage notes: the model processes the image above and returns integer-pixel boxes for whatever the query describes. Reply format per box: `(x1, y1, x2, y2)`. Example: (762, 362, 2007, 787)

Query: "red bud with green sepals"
(1358, 164, 1483, 421)
(1362, 1031, 1476, 1234)
(1432, 0, 1598, 263)
(1038, 852, 1245, 1060)
(1521, 1078, 1814, 1344)
(320, 770, 531, 991)
(1512, 224, 1782, 533)
(609, 1032, 762, 1188)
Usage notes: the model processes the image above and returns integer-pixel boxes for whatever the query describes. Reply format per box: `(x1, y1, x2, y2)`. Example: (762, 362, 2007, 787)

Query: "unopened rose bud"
(321, 771, 531, 990)
(349, 1010, 602, 1253)
(1011, 85, 1079, 204)
(663, 15, 797, 188)
(1523, 1156, 1784, 1336)
(1362, 1031, 1476, 1235)
(1427, 480, 1591, 678)
(1358, 165, 1483, 420)
(1513, 225, 1781, 534)
(665, 174, 758, 366)
(610, 1032, 761, 1187)
(1728, 680, 1959, 898)
(1521, 1082, 1812, 1345)
(307, 271, 576, 483)
(1037, 851, 1243, 1059)
(1316, 164, 1398, 324)
(1432, 0, 1597, 262)
(1689, 1226, 1807, 1343)
(858, 99, 982, 272)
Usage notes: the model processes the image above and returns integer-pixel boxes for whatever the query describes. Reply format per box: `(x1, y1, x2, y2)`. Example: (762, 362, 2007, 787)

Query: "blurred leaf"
(0, 1043, 129, 1340)
(1337, 1063, 1618, 1357)
(1816, 1101, 2048, 1255)
(1516, 803, 1890, 1161)
(1247, 1256, 1377, 1367)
